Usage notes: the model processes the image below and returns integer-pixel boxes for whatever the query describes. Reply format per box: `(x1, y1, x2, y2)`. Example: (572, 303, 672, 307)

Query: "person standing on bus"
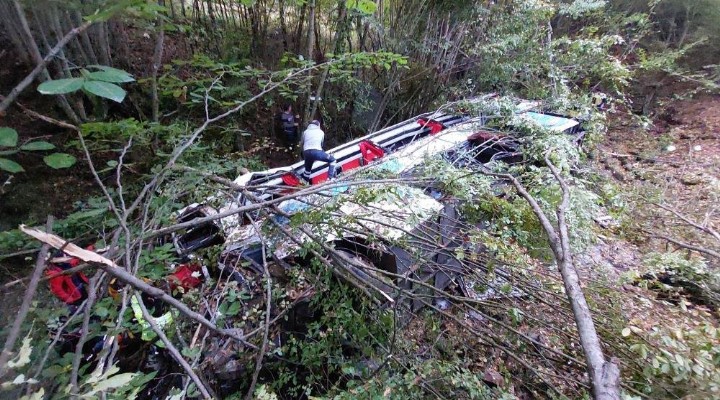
(300, 120, 336, 182)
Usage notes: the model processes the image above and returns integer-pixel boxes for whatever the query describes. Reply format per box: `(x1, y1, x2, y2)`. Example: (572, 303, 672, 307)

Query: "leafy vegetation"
(0, 127, 76, 172)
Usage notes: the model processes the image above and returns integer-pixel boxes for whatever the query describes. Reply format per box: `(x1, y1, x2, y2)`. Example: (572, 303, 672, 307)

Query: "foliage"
(264, 255, 394, 397)
(0, 127, 76, 172)
(37, 66, 135, 104)
(625, 252, 720, 308)
(0, 331, 155, 399)
(616, 292, 720, 399)
(3, 0, 720, 398)
(330, 360, 498, 399)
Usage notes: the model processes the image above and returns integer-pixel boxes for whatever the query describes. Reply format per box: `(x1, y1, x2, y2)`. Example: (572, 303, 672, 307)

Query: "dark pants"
(303, 149, 337, 179)
(284, 128, 298, 148)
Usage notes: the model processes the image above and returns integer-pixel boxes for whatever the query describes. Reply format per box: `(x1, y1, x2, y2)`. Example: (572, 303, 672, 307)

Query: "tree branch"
(544, 153, 620, 400)
(134, 292, 213, 399)
(0, 20, 93, 114)
(0, 216, 52, 379)
(647, 231, 720, 259)
(651, 202, 720, 243)
(18, 224, 258, 350)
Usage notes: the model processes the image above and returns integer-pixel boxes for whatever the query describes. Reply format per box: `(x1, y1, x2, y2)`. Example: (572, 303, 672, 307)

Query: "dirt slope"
(599, 94, 720, 264)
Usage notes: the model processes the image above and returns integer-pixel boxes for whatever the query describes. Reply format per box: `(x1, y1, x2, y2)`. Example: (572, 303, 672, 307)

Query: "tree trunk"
(56, 6, 89, 65)
(0, 0, 32, 64)
(279, 0, 289, 51)
(73, 9, 99, 65)
(294, 1, 307, 55)
(42, 7, 74, 80)
(151, 28, 165, 122)
(307, 0, 347, 124)
(493, 157, 622, 400)
(248, 4, 261, 57)
(95, 22, 112, 66)
(301, 0, 317, 124)
(2, 0, 81, 123)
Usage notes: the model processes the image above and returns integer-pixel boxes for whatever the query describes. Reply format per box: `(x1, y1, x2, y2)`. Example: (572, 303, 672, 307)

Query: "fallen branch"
(0, 247, 41, 262)
(479, 153, 621, 400)
(134, 292, 213, 399)
(70, 273, 103, 395)
(647, 231, 720, 259)
(245, 218, 272, 400)
(544, 154, 621, 400)
(651, 201, 720, 243)
(0, 217, 52, 379)
(18, 224, 258, 350)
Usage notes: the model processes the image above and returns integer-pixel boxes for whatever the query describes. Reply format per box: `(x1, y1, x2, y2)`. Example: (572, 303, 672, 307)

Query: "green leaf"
(87, 70, 135, 83)
(82, 81, 127, 103)
(43, 153, 77, 169)
(347, 0, 377, 15)
(8, 336, 33, 368)
(37, 78, 85, 95)
(0, 127, 19, 147)
(0, 158, 24, 173)
(20, 141, 55, 151)
(88, 65, 135, 76)
(85, 372, 137, 395)
(18, 388, 44, 400)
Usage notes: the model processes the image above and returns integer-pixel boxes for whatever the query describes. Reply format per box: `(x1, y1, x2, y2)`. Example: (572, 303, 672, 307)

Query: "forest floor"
(1, 90, 718, 396)
(597, 94, 719, 267)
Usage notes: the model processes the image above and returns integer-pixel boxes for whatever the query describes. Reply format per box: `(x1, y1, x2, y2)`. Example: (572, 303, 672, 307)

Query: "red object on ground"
(281, 172, 301, 187)
(45, 265, 88, 304)
(417, 119, 445, 134)
(47, 246, 93, 304)
(359, 140, 385, 164)
(167, 263, 203, 291)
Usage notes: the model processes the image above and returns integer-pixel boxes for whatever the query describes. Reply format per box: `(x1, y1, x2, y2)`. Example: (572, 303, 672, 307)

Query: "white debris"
(665, 145, 676, 152)
(693, 145, 702, 152)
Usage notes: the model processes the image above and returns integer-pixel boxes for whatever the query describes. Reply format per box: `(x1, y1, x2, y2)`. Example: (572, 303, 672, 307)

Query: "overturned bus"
(38, 95, 584, 395)
(172, 95, 583, 308)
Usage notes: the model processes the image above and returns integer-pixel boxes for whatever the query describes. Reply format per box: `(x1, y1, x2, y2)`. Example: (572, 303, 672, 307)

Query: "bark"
(307, 0, 347, 124)
(151, 27, 165, 122)
(279, 0, 289, 51)
(368, 75, 399, 133)
(0, 217, 52, 380)
(248, 4, 261, 57)
(73, 9, 99, 65)
(0, 0, 32, 63)
(41, 7, 74, 80)
(487, 155, 621, 400)
(301, 0, 317, 124)
(294, 1, 307, 54)
(58, 7, 90, 66)
(0, 0, 82, 123)
(95, 22, 112, 66)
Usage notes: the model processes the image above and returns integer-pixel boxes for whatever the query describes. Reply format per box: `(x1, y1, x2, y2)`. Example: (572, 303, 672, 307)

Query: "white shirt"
(302, 124, 324, 151)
